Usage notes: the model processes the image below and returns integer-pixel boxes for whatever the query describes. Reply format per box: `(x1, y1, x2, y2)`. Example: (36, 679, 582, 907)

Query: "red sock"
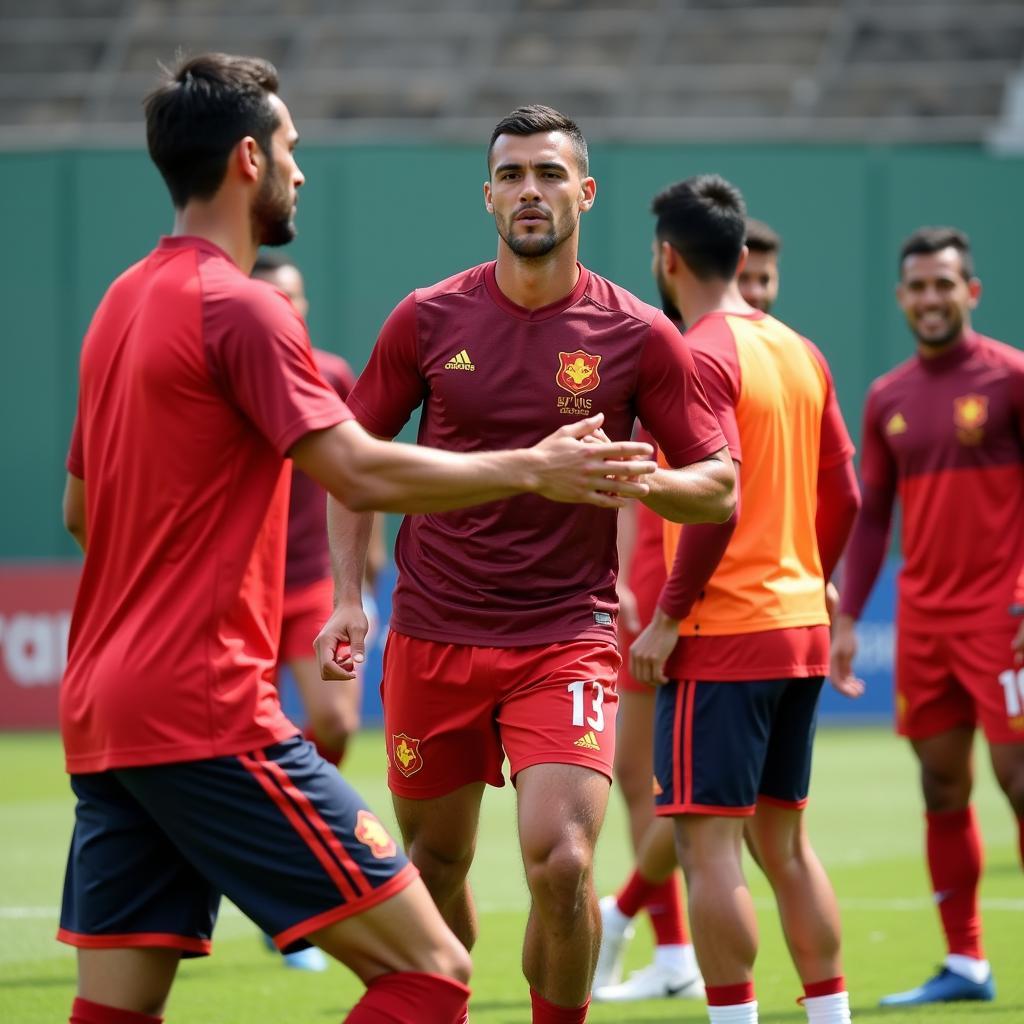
(530, 989, 589, 1024)
(303, 724, 347, 768)
(343, 972, 469, 1023)
(802, 976, 846, 999)
(706, 982, 755, 1006)
(926, 807, 984, 959)
(69, 998, 163, 1024)
(615, 868, 657, 919)
(646, 873, 689, 946)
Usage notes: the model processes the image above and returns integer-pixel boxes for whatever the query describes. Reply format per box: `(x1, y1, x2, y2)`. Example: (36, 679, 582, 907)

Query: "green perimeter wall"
(2, 143, 1022, 558)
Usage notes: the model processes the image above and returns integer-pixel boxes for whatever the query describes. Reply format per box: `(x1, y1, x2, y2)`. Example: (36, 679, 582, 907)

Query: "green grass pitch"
(1, 727, 1020, 1022)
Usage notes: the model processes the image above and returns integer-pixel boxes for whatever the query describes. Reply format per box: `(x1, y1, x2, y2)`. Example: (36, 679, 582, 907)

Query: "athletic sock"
(647, 873, 690, 946)
(926, 806, 984, 959)
(944, 953, 991, 984)
(615, 868, 658, 919)
(529, 989, 589, 1024)
(706, 983, 758, 1023)
(800, 978, 850, 1023)
(69, 998, 163, 1024)
(343, 972, 470, 1023)
(654, 942, 699, 976)
(303, 724, 346, 768)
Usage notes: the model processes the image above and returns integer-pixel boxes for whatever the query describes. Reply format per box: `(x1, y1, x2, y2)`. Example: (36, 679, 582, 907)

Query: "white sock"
(708, 1002, 758, 1023)
(803, 991, 851, 1024)
(655, 943, 698, 975)
(604, 899, 633, 931)
(945, 953, 990, 984)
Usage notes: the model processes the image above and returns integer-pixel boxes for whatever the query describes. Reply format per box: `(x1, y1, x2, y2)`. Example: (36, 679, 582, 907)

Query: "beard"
(654, 264, 682, 324)
(252, 161, 296, 248)
(911, 309, 963, 349)
(498, 207, 575, 259)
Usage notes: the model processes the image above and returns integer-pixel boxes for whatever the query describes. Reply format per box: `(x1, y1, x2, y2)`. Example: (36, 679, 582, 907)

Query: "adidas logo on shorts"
(574, 731, 600, 751)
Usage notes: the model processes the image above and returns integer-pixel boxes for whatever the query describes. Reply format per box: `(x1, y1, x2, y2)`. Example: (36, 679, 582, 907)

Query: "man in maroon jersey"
(58, 57, 661, 1024)
(832, 226, 1024, 1006)
(315, 105, 736, 1024)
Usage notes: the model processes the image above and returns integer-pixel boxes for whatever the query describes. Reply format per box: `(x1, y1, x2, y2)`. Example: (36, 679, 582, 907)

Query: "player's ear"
(966, 276, 982, 308)
(578, 176, 596, 212)
(483, 181, 494, 213)
(236, 136, 262, 185)
(734, 245, 749, 275)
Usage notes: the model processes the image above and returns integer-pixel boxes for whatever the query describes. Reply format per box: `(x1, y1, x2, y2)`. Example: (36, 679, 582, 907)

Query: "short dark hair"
(144, 52, 281, 209)
(745, 217, 781, 256)
(652, 174, 747, 282)
(899, 226, 974, 280)
(487, 104, 589, 176)
(252, 251, 294, 277)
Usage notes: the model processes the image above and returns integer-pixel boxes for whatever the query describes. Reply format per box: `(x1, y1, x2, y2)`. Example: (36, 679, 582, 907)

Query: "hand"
(531, 414, 656, 509)
(629, 607, 681, 686)
(616, 579, 641, 635)
(314, 601, 369, 681)
(1013, 618, 1024, 667)
(825, 581, 839, 625)
(829, 612, 865, 698)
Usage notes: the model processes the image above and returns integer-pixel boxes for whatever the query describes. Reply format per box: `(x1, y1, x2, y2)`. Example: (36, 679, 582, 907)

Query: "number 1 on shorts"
(568, 679, 605, 732)
(998, 668, 1024, 717)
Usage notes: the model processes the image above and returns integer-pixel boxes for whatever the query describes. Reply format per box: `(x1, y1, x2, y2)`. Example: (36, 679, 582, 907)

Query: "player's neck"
(678, 279, 751, 327)
(915, 324, 972, 361)
(172, 204, 259, 274)
(493, 243, 581, 310)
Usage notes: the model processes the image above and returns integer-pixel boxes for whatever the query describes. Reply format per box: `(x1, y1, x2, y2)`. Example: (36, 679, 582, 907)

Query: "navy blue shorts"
(653, 677, 823, 816)
(59, 737, 415, 955)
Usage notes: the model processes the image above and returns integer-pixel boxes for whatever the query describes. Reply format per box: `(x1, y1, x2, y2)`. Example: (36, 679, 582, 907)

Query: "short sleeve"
(347, 293, 429, 438)
(635, 313, 728, 468)
(858, 382, 897, 493)
(66, 407, 84, 478)
(804, 341, 855, 470)
(204, 286, 351, 456)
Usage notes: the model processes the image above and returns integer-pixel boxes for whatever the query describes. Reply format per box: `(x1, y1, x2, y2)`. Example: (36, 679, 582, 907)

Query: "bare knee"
(920, 762, 971, 812)
(308, 706, 359, 752)
(524, 831, 593, 917)
(408, 834, 475, 902)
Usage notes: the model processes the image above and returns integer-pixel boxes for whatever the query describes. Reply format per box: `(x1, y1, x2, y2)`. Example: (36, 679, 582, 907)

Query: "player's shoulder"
(868, 354, 919, 402)
(973, 332, 1024, 373)
(414, 262, 490, 306)
(204, 258, 302, 335)
(581, 268, 660, 327)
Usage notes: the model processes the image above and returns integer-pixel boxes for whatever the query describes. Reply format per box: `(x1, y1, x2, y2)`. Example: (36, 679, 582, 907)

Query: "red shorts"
(618, 552, 666, 696)
(382, 632, 621, 798)
(278, 577, 335, 664)
(896, 626, 1024, 744)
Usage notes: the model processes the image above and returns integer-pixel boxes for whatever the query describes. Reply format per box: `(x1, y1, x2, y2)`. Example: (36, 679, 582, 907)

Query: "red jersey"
(348, 261, 727, 647)
(285, 349, 356, 590)
(662, 311, 854, 680)
(63, 237, 351, 773)
(842, 331, 1024, 631)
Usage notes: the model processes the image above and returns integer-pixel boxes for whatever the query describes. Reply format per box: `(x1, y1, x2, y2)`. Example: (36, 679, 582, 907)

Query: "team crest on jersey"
(355, 809, 398, 859)
(392, 733, 423, 777)
(953, 393, 988, 445)
(556, 349, 601, 396)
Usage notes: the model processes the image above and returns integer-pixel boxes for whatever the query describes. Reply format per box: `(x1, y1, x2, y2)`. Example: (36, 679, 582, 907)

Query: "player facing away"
(57, 56, 661, 1024)
(250, 252, 386, 973)
(597, 176, 860, 1024)
(595, 212, 788, 1003)
(315, 105, 736, 1024)
(832, 226, 1024, 1006)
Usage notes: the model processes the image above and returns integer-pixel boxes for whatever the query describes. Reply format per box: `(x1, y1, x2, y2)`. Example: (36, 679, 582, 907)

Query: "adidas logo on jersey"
(445, 349, 475, 371)
(574, 731, 601, 751)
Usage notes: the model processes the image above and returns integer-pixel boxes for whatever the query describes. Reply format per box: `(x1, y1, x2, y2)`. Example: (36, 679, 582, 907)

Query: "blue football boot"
(879, 967, 995, 1006)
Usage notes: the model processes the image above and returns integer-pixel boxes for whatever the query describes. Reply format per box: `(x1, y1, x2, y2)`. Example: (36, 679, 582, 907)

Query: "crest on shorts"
(392, 733, 423, 777)
(355, 809, 398, 859)
(556, 350, 601, 395)
(953, 393, 987, 445)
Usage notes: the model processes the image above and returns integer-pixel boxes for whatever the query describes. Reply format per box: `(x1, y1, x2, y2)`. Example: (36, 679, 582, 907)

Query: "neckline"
(483, 261, 590, 322)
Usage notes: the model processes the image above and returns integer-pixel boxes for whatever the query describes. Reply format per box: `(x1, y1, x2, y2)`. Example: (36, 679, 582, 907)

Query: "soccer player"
(737, 218, 781, 314)
(315, 106, 736, 1024)
(250, 252, 385, 973)
(832, 226, 1024, 1006)
(599, 175, 860, 1023)
(57, 56, 661, 1024)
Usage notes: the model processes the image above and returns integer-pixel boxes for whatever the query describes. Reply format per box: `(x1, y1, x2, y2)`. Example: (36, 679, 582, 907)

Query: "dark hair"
(744, 217, 781, 255)
(252, 251, 294, 277)
(899, 226, 974, 280)
(144, 52, 281, 208)
(652, 174, 747, 282)
(487, 104, 589, 176)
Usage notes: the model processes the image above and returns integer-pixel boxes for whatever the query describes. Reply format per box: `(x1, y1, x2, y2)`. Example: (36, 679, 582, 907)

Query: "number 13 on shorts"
(568, 679, 605, 732)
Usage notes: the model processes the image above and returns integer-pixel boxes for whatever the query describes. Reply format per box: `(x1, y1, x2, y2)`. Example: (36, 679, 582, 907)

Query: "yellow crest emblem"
(355, 810, 398, 859)
(953, 394, 988, 445)
(391, 733, 423, 778)
(556, 349, 602, 395)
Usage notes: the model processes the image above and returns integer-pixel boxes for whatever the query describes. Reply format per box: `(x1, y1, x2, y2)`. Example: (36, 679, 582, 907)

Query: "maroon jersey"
(285, 349, 357, 590)
(63, 237, 350, 773)
(842, 331, 1024, 631)
(348, 261, 727, 647)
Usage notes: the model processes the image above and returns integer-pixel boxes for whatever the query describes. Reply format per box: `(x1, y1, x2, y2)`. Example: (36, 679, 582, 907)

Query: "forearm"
(837, 481, 894, 619)
(641, 448, 735, 524)
(815, 459, 861, 581)
(327, 496, 373, 603)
